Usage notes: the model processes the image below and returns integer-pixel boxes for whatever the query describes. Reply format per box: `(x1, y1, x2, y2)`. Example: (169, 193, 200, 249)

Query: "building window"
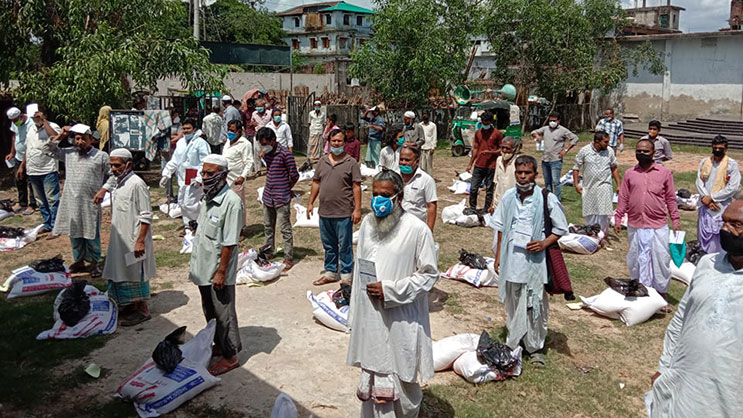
(292, 39, 300, 50)
(310, 38, 318, 49)
(357, 16, 363, 25)
(339, 37, 349, 49)
(294, 17, 300, 27)
(343, 15, 350, 25)
(322, 37, 330, 48)
(325, 14, 332, 24)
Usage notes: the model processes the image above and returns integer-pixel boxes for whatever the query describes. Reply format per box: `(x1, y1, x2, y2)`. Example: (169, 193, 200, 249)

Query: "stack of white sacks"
(432, 333, 522, 383)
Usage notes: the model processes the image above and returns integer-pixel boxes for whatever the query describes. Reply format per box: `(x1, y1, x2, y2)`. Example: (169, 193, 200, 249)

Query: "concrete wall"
(609, 32, 743, 122)
(155, 72, 337, 97)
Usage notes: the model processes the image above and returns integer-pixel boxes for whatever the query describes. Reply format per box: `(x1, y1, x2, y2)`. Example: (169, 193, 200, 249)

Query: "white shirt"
(162, 130, 210, 187)
(402, 169, 437, 223)
(201, 112, 223, 146)
(268, 121, 293, 149)
(222, 136, 255, 184)
(378, 146, 400, 174)
(309, 110, 325, 134)
(419, 121, 437, 150)
(25, 122, 61, 176)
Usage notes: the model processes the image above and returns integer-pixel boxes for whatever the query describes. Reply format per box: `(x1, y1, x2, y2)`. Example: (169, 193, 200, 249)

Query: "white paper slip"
(5, 158, 15, 168)
(512, 230, 532, 249)
(669, 230, 686, 244)
(125, 251, 145, 266)
(357, 258, 378, 289)
(26, 103, 38, 116)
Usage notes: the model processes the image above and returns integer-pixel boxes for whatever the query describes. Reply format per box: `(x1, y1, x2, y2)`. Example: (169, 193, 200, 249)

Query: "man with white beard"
(347, 169, 440, 418)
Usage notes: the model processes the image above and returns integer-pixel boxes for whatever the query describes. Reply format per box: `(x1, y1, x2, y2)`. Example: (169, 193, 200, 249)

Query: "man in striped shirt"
(258, 127, 299, 271)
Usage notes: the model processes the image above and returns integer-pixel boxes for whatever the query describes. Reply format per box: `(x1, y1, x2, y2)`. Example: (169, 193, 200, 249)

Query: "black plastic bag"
(153, 326, 187, 373)
(568, 224, 601, 237)
(0, 199, 14, 212)
(188, 220, 198, 232)
(604, 277, 649, 297)
(676, 189, 692, 199)
(58, 280, 91, 326)
(256, 244, 273, 267)
(29, 254, 66, 273)
(476, 331, 518, 372)
(0, 226, 25, 238)
(298, 160, 313, 173)
(459, 249, 488, 270)
(685, 240, 707, 265)
(332, 283, 352, 309)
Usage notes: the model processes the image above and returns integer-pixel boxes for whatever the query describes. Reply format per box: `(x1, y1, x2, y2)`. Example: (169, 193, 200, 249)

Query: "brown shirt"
(473, 128, 503, 169)
(313, 154, 362, 218)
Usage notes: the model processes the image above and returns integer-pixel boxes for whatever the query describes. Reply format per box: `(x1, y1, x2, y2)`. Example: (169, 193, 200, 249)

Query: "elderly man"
(5, 107, 37, 215)
(48, 124, 116, 277)
(202, 106, 224, 154)
(595, 108, 624, 153)
(573, 131, 621, 236)
(695, 135, 741, 253)
(308, 100, 325, 162)
(103, 149, 155, 326)
(492, 155, 568, 366)
(347, 169, 439, 418)
(189, 154, 244, 376)
(531, 112, 579, 201)
(258, 127, 299, 270)
(399, 145, 437, 232)
(222, 120, 254, 227)
(160, 118, 210, 232)
(492, 136, 519, 209)
(220, 95, 241, 148)
(645, 200, 743, 418)
(641, 120, 673, 164)
(362, 106, 385, 167)
(466, 110, 502, 214)
(418, 111, 437, 176)
(308, 129, 362, 286)
(267, 108, 293, 153)
(397, 111, 424, 148)
(615, 139, 679, 306)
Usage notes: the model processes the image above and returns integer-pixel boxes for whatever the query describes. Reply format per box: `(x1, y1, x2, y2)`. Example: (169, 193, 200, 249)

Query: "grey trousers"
(359, 369, 422, 418)
(198, 285, 242, 358)
(419, 150, 433, 176)
(263, 203, 293, 261)
(504, 282, 549, 354)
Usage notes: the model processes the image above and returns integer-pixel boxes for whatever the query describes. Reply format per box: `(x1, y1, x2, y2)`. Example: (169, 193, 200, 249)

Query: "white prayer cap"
(222, 95, 232, 102)
(404, 111, 416, 119)
(369, 106, 377, 111)
(203, 154, 228, 169)
(6, 107, 21, 119)
(70, 123, 92, 135)
(314, 100, 321, 105)
(110, 148, 133, 160)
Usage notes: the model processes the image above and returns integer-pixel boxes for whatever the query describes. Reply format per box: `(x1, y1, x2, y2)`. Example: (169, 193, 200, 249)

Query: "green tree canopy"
(204, 0, 285, 45)
(483, 0, 664, 102)
(1, 0, 225, 124)
(349, 0, 476, 107)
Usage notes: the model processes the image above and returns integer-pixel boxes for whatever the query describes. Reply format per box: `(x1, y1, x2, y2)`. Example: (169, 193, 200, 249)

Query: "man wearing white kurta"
(160, 118, 210, 230)
(492, 155, 568, 366)
(222, 119, 254, 226)
(347, 169, 439, 418)
(645, 200, 743, 417)
(103, 149, 156, 326)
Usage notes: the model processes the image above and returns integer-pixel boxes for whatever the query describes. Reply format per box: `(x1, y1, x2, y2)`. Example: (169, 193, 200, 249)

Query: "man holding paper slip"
(347, 169, 440, 418)
(103, 149, 155, 326)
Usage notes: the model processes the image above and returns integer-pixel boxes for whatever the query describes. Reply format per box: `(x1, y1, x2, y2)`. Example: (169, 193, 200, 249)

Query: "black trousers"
(198, 285, 242, 357)
(469, 166, 495, 210)
(14, 158, 36, 208)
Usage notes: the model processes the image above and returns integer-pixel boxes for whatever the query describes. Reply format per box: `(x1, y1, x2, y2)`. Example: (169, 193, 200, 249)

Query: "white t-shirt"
(379, 146, 400, 173)
(402, 169, 437, 222)
(25, 122, 61, 176)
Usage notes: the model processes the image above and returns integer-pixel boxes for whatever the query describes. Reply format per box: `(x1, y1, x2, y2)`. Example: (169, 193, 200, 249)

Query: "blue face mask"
(226, 132, 238, 141)
(399, 164, 414, 175)
(184, 133, 194, 141)
(273, 115, 282, 123)
(330, 145, 344, 155)
(481, 123, 492, 130)
(371, 194, 397, 217)
(256, 106, 264, 113)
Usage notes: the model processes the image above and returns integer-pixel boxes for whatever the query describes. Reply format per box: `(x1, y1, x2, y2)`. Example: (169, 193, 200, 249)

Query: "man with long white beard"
(347, 169, 440, 418)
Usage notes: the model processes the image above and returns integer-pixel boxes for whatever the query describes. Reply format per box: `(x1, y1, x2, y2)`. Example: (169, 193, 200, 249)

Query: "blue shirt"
(10, 118, 33, 161)
(263, 145, 299, 208)
(365, 115, 385, 142)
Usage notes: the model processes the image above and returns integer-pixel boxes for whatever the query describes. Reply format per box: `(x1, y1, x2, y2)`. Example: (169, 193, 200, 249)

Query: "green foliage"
(3, 0, 225, 124)
(312, 63, 327, 75)
(204, 0, 285, 45)
(291, 50, 308, 71)
(349, 0, 476, 107)
(483, 0, 665, 100)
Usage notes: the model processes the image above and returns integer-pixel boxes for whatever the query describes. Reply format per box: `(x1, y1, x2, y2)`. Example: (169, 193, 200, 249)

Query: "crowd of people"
(4, 98, 742, 417)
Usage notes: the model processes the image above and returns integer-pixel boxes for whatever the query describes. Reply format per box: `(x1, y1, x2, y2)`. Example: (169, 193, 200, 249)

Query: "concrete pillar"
(661, 39, 672, 121)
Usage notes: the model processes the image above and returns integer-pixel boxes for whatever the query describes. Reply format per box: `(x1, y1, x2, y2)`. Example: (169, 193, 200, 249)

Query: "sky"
(262, 0, 731, 33)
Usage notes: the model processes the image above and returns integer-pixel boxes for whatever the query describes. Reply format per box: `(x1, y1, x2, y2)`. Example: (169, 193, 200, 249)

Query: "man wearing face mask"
(531, 112, 579, 201)
(160, 118, 210, 232)
(492, 136, 520, 209)
(595, 108, 624, 153)
(47, 124, 117, 277)
(267, 108, 293, 153)
(379, 135, 403, 174)
(615, 140, 679, 309)
(103, 149, 155, 326)
(397, 110, 424, 148)
(222, 120, 255, 227)
(259, 127, 299, 271)
(308, 100, 325, 163)
(220, 95, 241, 149)
(348, 169, 439, 418)
(251, 98, 272, 173)
(573, 132, 621, 237)
(492, 155, 568, 367)
(645, 200, 743, 418)
(189, 154, 244, 376)
(5, 107, 37, 216)
(466, 110, 502, 215)
(695, 135, 740, 253)
(399, 145, 437, 232)
(418, 111, 437, 176)
(307, 129, 362, 286)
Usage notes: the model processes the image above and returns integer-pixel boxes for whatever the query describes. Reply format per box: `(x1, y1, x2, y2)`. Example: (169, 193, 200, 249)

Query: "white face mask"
(548, 121, 558, 129)
(261, 144, 274, 154)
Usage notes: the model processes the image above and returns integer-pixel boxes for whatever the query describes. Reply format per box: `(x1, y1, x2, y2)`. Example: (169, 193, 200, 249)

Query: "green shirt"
(188, 184, 244, 286)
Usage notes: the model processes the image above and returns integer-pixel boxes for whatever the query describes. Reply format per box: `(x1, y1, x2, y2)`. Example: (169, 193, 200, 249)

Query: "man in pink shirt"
(614, 139, 679, 304)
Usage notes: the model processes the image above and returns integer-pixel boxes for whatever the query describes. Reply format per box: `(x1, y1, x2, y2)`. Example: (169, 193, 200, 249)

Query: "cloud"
(622, 0, 730, 32)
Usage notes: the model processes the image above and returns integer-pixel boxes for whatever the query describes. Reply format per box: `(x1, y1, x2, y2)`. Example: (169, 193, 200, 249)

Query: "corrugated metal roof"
(321, 2, 374, 14)
(279, 1, 373, 16)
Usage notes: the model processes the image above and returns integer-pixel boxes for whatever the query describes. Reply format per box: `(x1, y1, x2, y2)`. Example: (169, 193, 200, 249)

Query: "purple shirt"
(263, 145, 299, 208)
(615, 163, 680, 229)
(345, 139, 361, 162)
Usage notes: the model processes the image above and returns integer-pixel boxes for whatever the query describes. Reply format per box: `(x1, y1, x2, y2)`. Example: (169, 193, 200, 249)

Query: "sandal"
(660, 305, 673, 314)
(529, 353, 546, 368)
(120, 311, 152, 327)
(313, 276, 339, 286)
(208, 358, 239, 376)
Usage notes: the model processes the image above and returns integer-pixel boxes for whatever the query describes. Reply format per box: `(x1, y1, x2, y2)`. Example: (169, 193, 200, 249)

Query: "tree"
(203, 0, 285, 45)
(483, 0, 664, 107)
(2, 0, 225, 124)
(349, 0, 476, 107)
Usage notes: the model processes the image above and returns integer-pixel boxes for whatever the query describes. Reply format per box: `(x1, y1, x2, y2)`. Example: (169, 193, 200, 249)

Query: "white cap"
(203, 154, 228, 168)
(369, 106, 377, 111)
(6, 107, 21, 119)
(110, 148, 133, 160)
(222, 95, 232, 102)
(70, 123, 92, 135)
(314, 100, 321, 105)
(404, 111, 416, 119)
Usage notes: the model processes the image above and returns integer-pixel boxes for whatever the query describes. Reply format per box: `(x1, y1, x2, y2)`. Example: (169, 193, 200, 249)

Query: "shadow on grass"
(421, 387, 456, 418)
(546, 330, 571, 357)
(240, 223, 265, 239)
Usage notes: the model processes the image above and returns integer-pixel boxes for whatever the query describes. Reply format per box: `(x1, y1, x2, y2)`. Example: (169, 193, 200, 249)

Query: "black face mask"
(713, 149, 725, 158)
(720, 229, 743, 257)
(636, 153, 653, 165)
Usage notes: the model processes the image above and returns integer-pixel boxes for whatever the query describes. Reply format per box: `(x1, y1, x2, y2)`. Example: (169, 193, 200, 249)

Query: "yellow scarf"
(700, 155, 729, 194)
(96, 106, 112, 149)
